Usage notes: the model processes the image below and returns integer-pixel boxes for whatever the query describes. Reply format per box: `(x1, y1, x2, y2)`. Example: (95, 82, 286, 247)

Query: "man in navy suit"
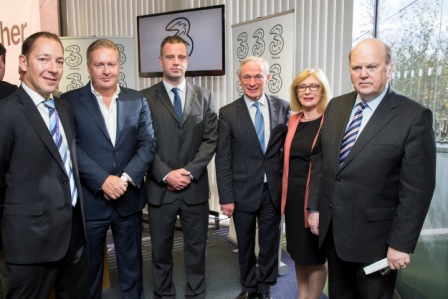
(0, 31, 89, 299)
(308, 38, 436, 298)
(215, 56, 290, 299)
(63, 39, 156, 299)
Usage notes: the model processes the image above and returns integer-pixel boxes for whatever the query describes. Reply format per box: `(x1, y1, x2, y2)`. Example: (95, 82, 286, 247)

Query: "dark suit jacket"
(0, 87, 85, 264)
(215, 95, 290, 212)
(308, 87, 436, 264)
(141, 81, 218, 205)
(0, 80, 18, 100)
(62, 83, 156, 220)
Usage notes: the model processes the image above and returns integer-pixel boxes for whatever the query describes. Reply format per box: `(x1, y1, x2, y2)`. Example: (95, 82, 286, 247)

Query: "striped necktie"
(43, 99, 78, 206)
(339, 101, 368, 165)
(252, 102, 265, 153)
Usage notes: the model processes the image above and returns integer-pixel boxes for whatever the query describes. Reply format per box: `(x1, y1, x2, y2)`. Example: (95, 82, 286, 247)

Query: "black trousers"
(326, 224, 397, 299)
(7, 203, 89, 299)
(233, 184, 281, 294)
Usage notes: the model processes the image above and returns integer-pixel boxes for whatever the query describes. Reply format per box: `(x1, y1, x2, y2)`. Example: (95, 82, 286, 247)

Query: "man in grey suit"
(215, 56, 290, 299)
(141, 36, 218, 299)
(307, 38, 436, 298)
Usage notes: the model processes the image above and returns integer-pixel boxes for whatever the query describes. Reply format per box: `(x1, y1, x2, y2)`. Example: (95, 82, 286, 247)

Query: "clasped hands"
(166, 168, 192, 191)
(102, 175, 128, 200)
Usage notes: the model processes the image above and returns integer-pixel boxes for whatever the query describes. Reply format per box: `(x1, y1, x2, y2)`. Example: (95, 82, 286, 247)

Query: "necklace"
(302, 114, 322, 121)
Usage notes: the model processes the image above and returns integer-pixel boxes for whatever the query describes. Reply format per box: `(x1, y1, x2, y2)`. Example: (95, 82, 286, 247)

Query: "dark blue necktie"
(43, 99, 78, 206)
(252, 102, 265, 153)
(172, 87, 183, 124)
(339, 101, 368, 165)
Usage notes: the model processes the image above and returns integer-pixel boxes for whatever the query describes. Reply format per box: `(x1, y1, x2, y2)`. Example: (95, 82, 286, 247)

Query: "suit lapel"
(266, 95, 279, 150)
(78, 84, 113, 145)
(182, 83, 196, 126)
(116, 89, 130, 146)
(155, 82, 179, 123)
(236, 97, 264, 154)
(17, 88, 67, 176)
(340, 90, 398, 169)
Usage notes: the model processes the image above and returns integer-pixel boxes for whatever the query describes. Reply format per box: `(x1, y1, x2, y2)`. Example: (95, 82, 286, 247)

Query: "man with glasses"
(307, 38, 436, 298)
(215, 56, 290, 299)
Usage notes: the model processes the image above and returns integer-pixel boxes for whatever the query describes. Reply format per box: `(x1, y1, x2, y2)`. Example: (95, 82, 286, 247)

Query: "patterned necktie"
(43, 99, 78, 206)
(339, 101, 368, 165)
(252, 102, 265, 152)
(172, 87, 183, 124)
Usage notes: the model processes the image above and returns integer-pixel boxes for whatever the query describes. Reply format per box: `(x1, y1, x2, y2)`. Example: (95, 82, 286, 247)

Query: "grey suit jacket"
(215, 95, 290, 212)
(0, 87, 85, 264)
(309, 87, 436, 263)
(141, 81, 218, 206)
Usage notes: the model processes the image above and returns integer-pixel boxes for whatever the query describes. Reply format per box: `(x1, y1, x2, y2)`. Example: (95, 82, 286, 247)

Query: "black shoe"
(258, 292, 272, 299)
(235, 291, 258, 299)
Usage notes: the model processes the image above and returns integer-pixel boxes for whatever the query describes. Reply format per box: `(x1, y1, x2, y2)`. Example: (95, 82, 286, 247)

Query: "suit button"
(65, 204, 70, 208)
(329, 204, 333, 208)
(63, 180, 69, 184)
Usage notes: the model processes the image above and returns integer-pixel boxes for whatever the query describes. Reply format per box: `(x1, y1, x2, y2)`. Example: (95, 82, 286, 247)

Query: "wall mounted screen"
(137, 5, 225, 77)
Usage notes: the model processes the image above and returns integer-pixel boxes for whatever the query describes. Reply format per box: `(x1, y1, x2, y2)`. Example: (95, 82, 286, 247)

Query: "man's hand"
(101, 175, 128, 200)
(221, 203, 235, 218)
(166, 168, 192, 191)
(307, 212, 320, 235)
(387, 246, 410, 270)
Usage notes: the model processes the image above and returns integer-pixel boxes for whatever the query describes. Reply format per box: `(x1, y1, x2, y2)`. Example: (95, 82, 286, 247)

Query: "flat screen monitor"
(137, 5, 225, 77)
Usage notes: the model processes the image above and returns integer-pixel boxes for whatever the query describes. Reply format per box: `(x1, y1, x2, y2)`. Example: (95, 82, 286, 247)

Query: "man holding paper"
(307, 38, 436, 298)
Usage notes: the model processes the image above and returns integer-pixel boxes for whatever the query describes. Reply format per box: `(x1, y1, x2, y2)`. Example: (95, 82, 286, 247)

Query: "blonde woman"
(281, 68, 332, 299)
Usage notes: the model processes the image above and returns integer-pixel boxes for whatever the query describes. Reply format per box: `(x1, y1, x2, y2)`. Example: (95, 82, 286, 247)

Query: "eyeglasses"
(298, 84, 321, 92)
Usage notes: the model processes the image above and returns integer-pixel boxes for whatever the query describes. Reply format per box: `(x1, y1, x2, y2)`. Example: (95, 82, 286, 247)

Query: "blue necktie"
(339, 101, 368, 165)
(43, 99, 78, 206)
(252, 102, 265, 152)
(172, 87, 183, 124)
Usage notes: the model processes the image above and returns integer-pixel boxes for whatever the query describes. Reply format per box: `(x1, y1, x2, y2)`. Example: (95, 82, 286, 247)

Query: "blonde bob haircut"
(289, 68, 332, 114)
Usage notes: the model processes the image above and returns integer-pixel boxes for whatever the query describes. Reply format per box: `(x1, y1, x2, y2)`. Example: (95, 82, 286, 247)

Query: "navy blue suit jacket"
(62, 83, 156, 220)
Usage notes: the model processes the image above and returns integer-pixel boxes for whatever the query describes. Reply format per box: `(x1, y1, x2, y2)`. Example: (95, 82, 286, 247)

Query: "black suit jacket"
(0, 87, 85, 264)
(215, 95, 290, 212)
(0, 80, 18, 100)
(309, 87, 436, 263)
(62, 83, 156, 220)
(141, 81, 218, 206)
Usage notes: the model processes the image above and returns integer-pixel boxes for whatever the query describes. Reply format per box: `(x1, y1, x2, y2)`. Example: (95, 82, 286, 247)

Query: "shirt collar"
(22, 83, 53, 106)
(90, 82, 121, 98)
(162, 79, 186, 94)
(356, 84, 389, 111)
(244, 93, 267, 109)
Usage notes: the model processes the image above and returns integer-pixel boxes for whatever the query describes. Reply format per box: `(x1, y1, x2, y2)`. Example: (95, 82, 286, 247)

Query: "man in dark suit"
(0, 42, 18, 100)
(141, 36, 217, 299)
(307, 38, 436, 298)
(0, 31, 89, 299)
(215, 56, 290, 299)
(62, 39, 156, 299)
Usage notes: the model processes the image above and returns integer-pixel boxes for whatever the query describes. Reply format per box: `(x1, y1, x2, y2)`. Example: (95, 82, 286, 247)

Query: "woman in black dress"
(281, 68, 332, 299)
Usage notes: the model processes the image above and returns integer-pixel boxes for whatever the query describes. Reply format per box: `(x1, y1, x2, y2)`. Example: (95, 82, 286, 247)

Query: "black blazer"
(141, 81, 218, 206)
(0, 80, 18, 100)
(62, 83, 156, 220)
(309, 87, 436, 263)
(215, 95, 290, 212)
(0, 87, 85, 264)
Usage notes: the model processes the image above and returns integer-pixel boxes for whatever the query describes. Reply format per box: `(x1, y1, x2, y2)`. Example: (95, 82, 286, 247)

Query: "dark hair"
(86, 39, 120, 65)
(160, 36, 188, 56)
(0, 43, 6, 63)
(21, 31, 63, 58)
